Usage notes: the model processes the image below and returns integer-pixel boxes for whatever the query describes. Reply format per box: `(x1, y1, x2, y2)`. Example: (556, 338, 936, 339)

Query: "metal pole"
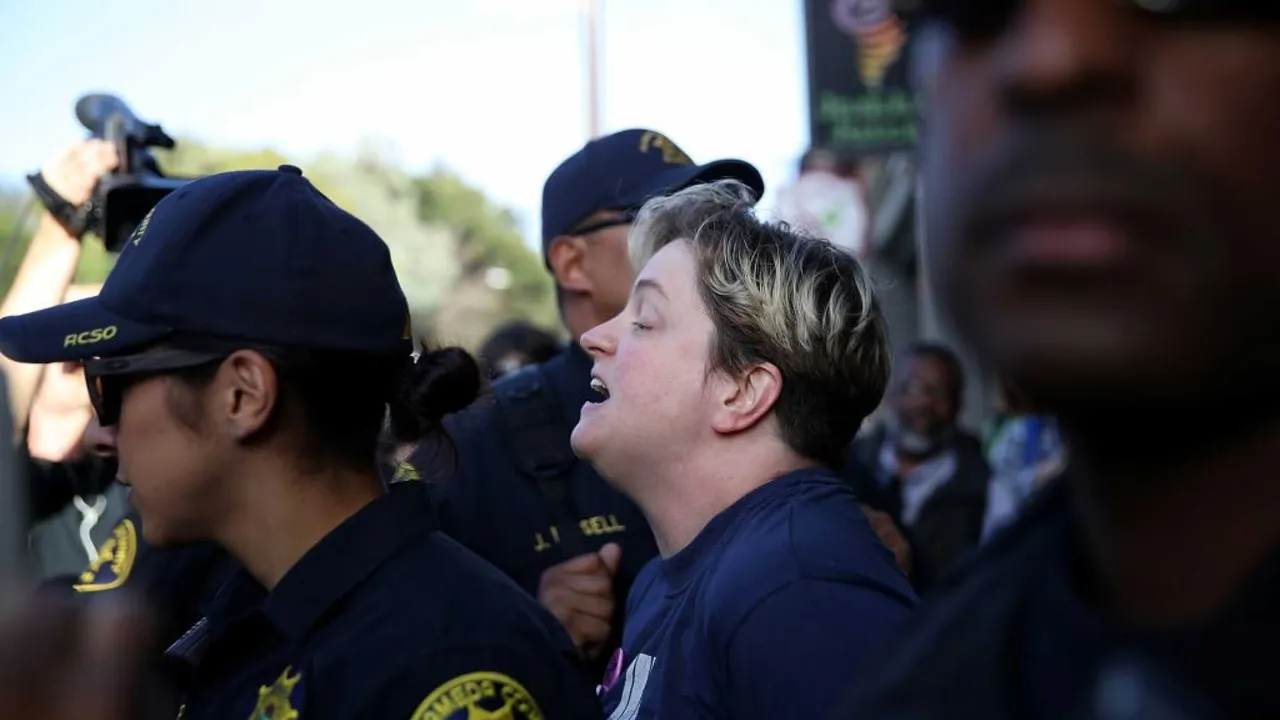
(584, 0, 602, 139)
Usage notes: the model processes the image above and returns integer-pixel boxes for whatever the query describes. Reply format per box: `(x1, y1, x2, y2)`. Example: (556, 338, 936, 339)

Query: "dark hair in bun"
(387, 346, 482, 443)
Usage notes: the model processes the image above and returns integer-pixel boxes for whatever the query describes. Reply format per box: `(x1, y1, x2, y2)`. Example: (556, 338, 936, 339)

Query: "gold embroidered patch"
(73, 517, 138, 592)
(637, 131, 693, 165)
(410, 672, 542, 720)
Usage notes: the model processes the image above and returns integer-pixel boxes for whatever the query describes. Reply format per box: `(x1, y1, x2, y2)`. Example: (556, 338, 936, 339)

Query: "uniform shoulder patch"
(73, 517, 138, 592)
(410, 672, 543, 720)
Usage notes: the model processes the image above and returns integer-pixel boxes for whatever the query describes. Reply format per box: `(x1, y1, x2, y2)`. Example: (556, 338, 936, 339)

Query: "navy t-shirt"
(597, 468, 917, 720)
(167, 481, 600, 720)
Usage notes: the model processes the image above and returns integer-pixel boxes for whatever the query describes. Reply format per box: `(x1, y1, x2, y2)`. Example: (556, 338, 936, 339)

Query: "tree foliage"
(0, 190, 115, 296)
(411, 169, 559, 346)
(0, 138, 555, 352)
(0, 194, 38, 298)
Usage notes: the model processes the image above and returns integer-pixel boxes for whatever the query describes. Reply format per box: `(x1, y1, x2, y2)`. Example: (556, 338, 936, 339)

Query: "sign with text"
(804, 0, 922, 154)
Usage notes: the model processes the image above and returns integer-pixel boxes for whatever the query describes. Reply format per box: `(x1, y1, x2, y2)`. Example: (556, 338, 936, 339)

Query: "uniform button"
(278, 164, 303, 176)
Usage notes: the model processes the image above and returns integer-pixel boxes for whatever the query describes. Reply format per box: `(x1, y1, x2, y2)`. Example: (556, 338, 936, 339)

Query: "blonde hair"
(629, 179, 891, 467)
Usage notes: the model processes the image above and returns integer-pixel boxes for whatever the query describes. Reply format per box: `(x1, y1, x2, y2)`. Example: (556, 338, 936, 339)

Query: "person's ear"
(547, 235, 592, 295)
(709, 363, 783, 435)
(216, 350, 280, 440)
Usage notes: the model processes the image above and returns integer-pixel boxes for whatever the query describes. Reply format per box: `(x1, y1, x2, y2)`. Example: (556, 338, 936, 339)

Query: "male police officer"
(837, 1, 1280, 718)
(414, 129, 764, 664)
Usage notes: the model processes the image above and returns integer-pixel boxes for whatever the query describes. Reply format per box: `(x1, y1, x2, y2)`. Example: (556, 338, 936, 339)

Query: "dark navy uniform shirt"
(168, 480, 600, 720)
(834, 481, 1280, 720)
(56, 461, 409, 649)
(414, 345, 658, 614)
(598, 468, 917, 720)
(58, 512, 236, 646)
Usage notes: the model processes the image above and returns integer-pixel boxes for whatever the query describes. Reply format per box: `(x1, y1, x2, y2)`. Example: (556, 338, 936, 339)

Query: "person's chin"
(980, 319, 1205, 413)
(569, 415, 602, 462)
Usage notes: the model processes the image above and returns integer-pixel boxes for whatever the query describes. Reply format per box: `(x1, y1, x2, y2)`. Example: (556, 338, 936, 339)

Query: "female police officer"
(0, 165, 598, 720)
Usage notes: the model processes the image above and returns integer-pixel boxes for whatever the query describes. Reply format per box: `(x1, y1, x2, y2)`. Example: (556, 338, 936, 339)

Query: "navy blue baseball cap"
(540, 129, 765, 262)
(0, 165, 412, 364)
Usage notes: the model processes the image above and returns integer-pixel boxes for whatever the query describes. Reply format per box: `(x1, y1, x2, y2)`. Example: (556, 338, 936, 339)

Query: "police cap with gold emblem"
(539, 128, 764, 265)
(0, 164, 411, 364)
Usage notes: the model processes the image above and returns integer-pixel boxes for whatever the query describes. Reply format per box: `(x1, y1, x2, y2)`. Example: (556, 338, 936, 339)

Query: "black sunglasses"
(570, 208, 639, 237)
(917, 0, 1280, 38)
(82, 348, 231, 426)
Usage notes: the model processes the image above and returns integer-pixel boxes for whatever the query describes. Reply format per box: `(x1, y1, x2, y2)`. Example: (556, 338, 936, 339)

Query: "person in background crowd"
(843, 343, 989, 591)
(25, 284, 132, 579)
(412, 129, 764, 672)
(477, 320, 563, 380)
(775, 147, 871, 256)
(837, 1, 1280, 717)
(0, 142, 126, 578)
(578, 179, 915, 719)
(0, 166, 599, 719)
(980, 380, 1066, 541)
(0, 140, 242, 689)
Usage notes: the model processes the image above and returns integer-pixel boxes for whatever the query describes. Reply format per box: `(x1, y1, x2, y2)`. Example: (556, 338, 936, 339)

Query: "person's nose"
(994, 0, 1141, 122)
(579, 316, 620, 360)
(81, 416, 117, 460)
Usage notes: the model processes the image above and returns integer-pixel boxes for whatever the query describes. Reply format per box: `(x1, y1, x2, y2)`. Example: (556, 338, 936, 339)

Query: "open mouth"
(589, 377, 610, 402)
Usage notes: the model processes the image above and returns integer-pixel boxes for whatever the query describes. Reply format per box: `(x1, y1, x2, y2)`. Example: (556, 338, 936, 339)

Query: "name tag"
(532, 514, 627, 552)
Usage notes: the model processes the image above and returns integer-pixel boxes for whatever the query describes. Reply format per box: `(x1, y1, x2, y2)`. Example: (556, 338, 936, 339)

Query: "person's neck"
(634, 443, 816, 558)
(216, 461, 385, 590)
(1065, 407, 1280, 627)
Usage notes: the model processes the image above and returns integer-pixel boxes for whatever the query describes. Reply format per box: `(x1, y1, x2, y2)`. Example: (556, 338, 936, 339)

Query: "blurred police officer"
(413, 129, 764, 666)
(5, 141, 127, 577)
(575, 179, 915, 718)
(1, 140, 241, 659)
(836, 1, 1280, 718)
(0, 166, 599, 719)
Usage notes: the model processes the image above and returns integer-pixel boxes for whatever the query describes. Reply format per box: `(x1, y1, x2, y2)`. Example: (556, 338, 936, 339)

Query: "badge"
(249, 666, 304, 720)
(390, 461, 422, 484)
(410, 672, 543, 720)
(73, 517, 138, 592)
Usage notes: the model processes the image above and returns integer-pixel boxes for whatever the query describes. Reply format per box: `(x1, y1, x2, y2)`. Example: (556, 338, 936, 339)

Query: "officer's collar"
(207, 481, 437, 640)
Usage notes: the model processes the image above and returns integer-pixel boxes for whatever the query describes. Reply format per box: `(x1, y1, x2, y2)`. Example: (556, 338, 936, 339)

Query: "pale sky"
(0, 0, 810, 247)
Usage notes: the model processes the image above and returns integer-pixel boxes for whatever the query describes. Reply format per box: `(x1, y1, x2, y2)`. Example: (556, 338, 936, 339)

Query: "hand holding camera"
(40, 141, 120, 211)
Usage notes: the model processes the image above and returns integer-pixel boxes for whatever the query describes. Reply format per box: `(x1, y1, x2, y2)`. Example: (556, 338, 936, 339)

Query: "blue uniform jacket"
(164, 481, 600, 720)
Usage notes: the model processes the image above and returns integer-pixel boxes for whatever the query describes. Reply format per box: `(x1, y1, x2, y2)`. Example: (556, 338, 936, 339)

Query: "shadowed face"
(921, 1, 1280, 414)
(96, 374, 223, 546)
(888, 354, 958, 456)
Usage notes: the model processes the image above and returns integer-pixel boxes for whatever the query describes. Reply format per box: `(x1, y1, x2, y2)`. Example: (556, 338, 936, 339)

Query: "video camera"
(29, 94, 196, 252)
(77, 94, 198, 251)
